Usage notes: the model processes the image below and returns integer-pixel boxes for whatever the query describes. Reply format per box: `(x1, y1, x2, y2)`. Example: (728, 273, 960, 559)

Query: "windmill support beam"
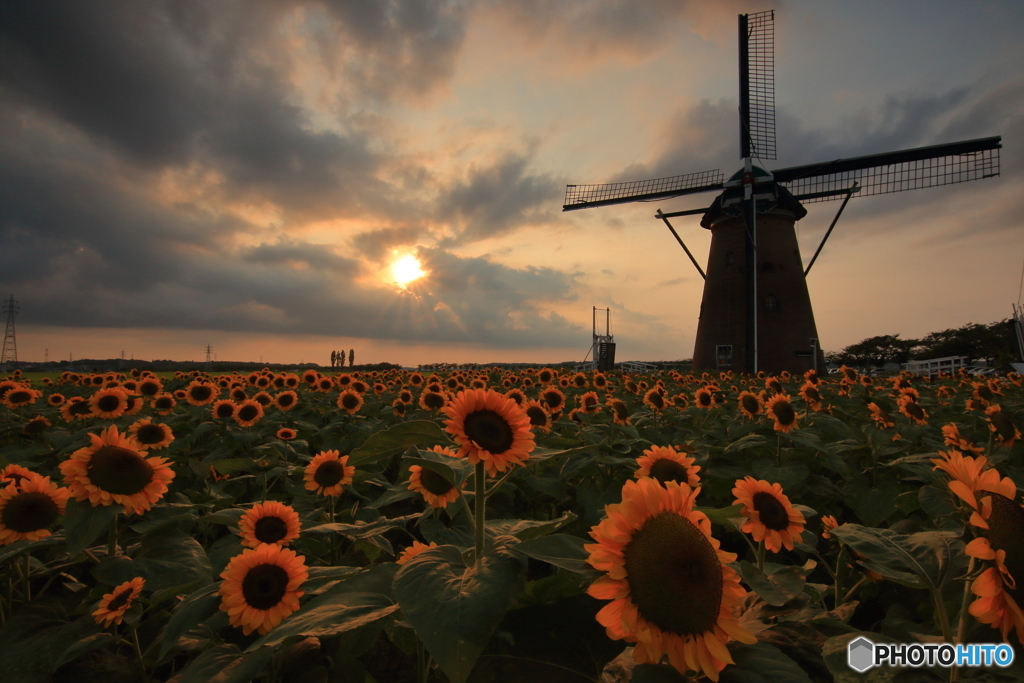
(804, 182, 858, 276)
(656, 210, 706, 280)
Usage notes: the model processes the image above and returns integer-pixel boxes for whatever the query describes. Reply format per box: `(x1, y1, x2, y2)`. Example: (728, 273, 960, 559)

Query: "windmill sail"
(775, 136, 1001, 202)
(562, 169, 724, 211)
(740, 10, 776, 161)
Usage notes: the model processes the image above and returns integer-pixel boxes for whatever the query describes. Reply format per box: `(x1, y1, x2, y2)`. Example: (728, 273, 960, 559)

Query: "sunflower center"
(70, 401, 94, 416)
(648, 459, 690, 486)
(612, 401, 629, 420)
(752, 491, 790, 530)
(741, 395, 760, 414)
(698, 391, 712, 407)
(215, 403, 234, 418)
(647, 393, 664, 409)
(238, 404, 259, 421)
(241, 563, 289, 610)
(341, 394, 360, 410)
(525, 405, 548, 427)
(905, 402, 924, 419)
(2, 491, 59, 532)
(190, 385, 212, 401)
(140, 382, 160, 396)
(623, 511, 723, 636)
(977, 386, 993, 401)
(313, 460, 345, 487)
(419, 468, 454, 496)
(990, 412, 1016, 441)
(154, 397, 174, 411)
(772, 400, 795, 425)
(463, 410, 514, 454)
(424, 393, 445, 410)
(278, 394, 294, 407)
(87, 446, 154, 495)
(984, 493, 1024, 605)
(96, 395, 122, 412)
(254, 516, 289, 544)
(136, 424, 167, 445)
(805, 388, 821, 403)
(106, 587, 135, 612)
(542, 391, 563, 410)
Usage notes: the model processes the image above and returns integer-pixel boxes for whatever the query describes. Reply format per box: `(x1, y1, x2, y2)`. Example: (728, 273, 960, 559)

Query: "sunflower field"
(0, 365, 1021, 683)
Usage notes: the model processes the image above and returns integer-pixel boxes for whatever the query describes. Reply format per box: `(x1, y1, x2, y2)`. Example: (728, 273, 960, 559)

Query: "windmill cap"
(700, 170, 807, 229)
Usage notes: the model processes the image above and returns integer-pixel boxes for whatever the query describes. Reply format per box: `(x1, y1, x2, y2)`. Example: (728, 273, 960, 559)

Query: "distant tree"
(832, 334, 919, 368)
(914, 320, 1016, 367)
(349, 349, 354, 367)
(330, 350, 336, 368)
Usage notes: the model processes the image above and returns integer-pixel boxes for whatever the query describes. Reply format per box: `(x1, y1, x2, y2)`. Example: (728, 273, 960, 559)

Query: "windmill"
(563, 10, 1001, 375)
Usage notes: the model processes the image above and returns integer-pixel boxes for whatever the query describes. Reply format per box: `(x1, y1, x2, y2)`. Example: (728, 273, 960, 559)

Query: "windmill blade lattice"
(562, 169, 724, 211)
(775, 136, 1001, 202)
(740, 10, 776, 161)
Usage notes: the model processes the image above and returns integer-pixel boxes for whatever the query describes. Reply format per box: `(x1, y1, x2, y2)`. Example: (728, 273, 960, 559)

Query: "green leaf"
(0, 614, 98, 683)
(52, 632, 117, 670)
(174, 643, 274, 683)
(751, 460, 810, 490)
(720, 641, 813, 683)
(63, 498, 120, 556)
(512, 534, 594, 574)
(829, 525, 966, 591)
(696, 503, 744, 526)
(134, 527, 213, 594)
(247, 590, 399, 651)
(348, 420, 449, 466)
(852, 479, 901, 527)
(528, 443, 602, 463)
(739, 562, 807, 607)
(724, 434, 768, 455)
(303, 514, 416, 539)
(821, 632, 899, 683)
(158, 583, 222, 660)
(201, 457, 254, 474)
(394, 544, 527, 683)
(918, 485, 957, 517)
(487, 511, 576, 541)
(403, 456, 460, 490)
(0, 534, 65, 565)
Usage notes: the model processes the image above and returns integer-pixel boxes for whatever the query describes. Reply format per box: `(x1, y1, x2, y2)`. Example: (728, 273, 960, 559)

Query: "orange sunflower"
(239, 501, 301, 548)
(397, 540, 439, 565)
(443, 388, 535, 477)
(219, 543, 308, 636)
(184, 380, 219, 407)
(304, 450, 355, 497)
(820, 515, 839, 539)
(408, 447, 462, 508)
(1, 464, 35, 489)
(737, 391, 762, 419)
(93, 577, 145, 627)
(897, 394, 928, 425)
(732, 477, 806, 552)
(765, 394, 798, 433)
(523, 400, 552, 432)
(128, 417, 174, 450)
(211, 399, 236, 420)
(986, 405, 1021, 449)
(868, 402, 895, 429)
(694, 387, 713, 409)
(151, 393, 177, 415)
(234, 399, 264, 428)
(336, 390, 364, 414)
(643, 388, 666, 413)
(607, 398, 631, 426)
(276, 427, 297, 440)
(931, 450, 1016, 529)
(88, 388, 128, 419)
(635, 445, 700, 488)
(59, 425, 175, 514)
(586, 478, 755, 680)
(2, 386, 41, 409)
(539, 386, 566, 414)
(418, 390, 447, 412)
(579, 391, 602, 414)
(0, 474, 71, 545)
(275, 391, 299, 411)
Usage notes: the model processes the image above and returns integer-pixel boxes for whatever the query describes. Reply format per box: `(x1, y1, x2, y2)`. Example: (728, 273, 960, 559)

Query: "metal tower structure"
(588, 307, 616, 372)
(1, 296, 17, 372)
(563, 10, 1001, 374)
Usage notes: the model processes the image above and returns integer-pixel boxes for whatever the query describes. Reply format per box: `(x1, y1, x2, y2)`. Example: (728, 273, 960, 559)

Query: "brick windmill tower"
(563, 10, 1001, 375)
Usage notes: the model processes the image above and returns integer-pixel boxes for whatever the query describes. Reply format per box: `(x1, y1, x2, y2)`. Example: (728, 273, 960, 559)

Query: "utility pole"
(1, 295, 18, 372)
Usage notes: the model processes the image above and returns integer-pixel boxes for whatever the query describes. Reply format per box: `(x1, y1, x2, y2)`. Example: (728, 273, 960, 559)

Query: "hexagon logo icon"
(848, 637, 874, 673)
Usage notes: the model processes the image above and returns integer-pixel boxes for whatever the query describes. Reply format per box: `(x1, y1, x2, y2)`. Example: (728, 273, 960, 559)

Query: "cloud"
(351, 225, 423, 261)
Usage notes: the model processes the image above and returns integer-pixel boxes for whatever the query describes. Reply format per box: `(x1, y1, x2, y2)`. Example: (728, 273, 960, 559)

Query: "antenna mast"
(1, 295, 18, 372)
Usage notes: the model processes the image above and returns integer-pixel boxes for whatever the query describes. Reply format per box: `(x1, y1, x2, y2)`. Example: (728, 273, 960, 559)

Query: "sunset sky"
(1, 1, 1022, 367)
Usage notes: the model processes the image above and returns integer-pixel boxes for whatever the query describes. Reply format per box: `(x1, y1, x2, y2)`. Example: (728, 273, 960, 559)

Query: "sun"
(390, 254, 425, 286)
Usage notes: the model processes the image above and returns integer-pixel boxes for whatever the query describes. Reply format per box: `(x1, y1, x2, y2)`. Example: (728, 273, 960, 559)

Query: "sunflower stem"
(950, 556, 978, 683)
(755, 540, 765, 572)
(833, 546, 846, 609)
(932, 586, 954, 645)
(457, 489, 475, 532)
(22, 554, 30, 602)
(328, 496, 337, 566)
(986, 429, 995, 456)
(130, 625, 147, 680)
(108, 515, 120, 558)
(474, 462, 486, 564)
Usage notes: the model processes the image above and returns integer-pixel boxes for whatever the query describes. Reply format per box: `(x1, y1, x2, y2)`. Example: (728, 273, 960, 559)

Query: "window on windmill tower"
(765, 294, 779, 311)
(716, 345, 733, 369)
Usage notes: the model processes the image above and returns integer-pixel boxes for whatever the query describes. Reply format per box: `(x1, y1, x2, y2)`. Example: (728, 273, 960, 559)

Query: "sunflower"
(93, 577, 145, 627)
(931, 450, 1016, 528)
(579, 391, 602, 414)
(540, 386, 566, 414)
(867, 402, 895, 429)
(897, 394, 928, 425)
(151, 393, 177, 415)
(671, 393, 689, 409)
(127, 418, 174, 450)
(84, 388, 127, 419)
(211, 399, 236, 420)
(963, 491, 1024, 644)
(694, 387, 713, 409)
(0, 474, 70, 545)
(799, 382, 823, 408)
(397, 540, 439, 565)
(276, 427, 297, 441)
(537, 368, 556, 384)
(230, 387, 248, 402)
(46, 393, 65, 407)
(418, 390, 447, 412)
(504, 388, 526, 407)
(408, 454, 462, 509)
(764, 394, 798, 433)
(941, 424, 984, 456)
(219, 544, 308, 636)
(234, 399, 264, 428)
(986, 405, 1021, 449)
(523, 400, 551, 432)
(3, 386, 40, 409)
(821, 515, 839, 539)
(138, 378, 162, 397)
(608, 398, 631, 426)
(184, 380, 219, 407)
(304, 450, 355, 497)
(737, 391, 762, 419)
(252, 391, 274, 407)
(59, 425, 175, 514)
(239, 501, 301, 548)
(336, 390, 364, 415)
(586, 478, 755, 681)
(443, 389, 535, 478)
(594, 373, 609, 390)
(635, 445, 700, 488)
(732, 477, 806, 553)
(643, 388, 666, 413)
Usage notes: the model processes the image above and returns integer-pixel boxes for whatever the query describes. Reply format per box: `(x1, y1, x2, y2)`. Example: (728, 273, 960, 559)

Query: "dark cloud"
(351, 225, 423, 261)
